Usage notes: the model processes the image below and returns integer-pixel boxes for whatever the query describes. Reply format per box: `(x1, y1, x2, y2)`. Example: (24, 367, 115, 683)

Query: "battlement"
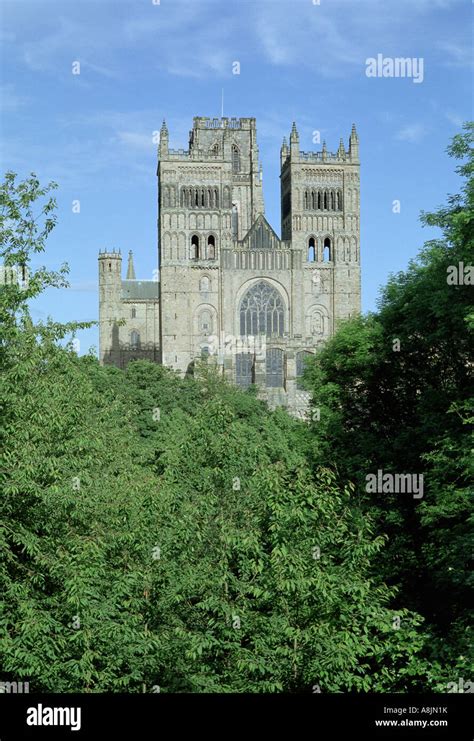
(299, 150, 347, 163)
(98, 249, 122, 258)
(193, 116, 256, 130)
(166, 147, 228, 161)
(281, 144, 357, 168)
(281, 123, 359, 169)
(162, 117, 257, 160)
(167, 148, 190, 160)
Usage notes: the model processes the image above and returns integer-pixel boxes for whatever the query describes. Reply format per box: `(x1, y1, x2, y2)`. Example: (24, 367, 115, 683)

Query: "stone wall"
(98, 117, 361, 415)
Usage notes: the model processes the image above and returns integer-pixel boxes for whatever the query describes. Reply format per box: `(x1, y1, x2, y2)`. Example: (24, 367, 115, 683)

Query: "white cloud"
(437, 41, 473, 67)
(66, 281, 98, 292)
(4, 0, 470, 84)
(163, 49, 230, 80)
(254, 6, 361, 75)
(252, 0, 469, 80)
(395, 124, 427, 143)
(81, 61, 120, 79)
(7, 1, 235, 81)
(0, 84, 29, 111)
(257, 22, 294, 66)
(445, 111, 464, 128)
(115, 131, 156, 151)
(123, 3, 204, 42)
(22, 18, 79, 72)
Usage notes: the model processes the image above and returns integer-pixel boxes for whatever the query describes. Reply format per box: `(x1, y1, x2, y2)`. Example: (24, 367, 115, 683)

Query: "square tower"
(280, 123, 361, 331)
(99, 115, 361, 415)
(157, 117, 264, 374)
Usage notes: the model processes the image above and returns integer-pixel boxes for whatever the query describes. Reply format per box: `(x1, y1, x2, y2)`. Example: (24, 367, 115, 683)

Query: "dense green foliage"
(305, 123, 473, 686)
(1, 128, 472, 692)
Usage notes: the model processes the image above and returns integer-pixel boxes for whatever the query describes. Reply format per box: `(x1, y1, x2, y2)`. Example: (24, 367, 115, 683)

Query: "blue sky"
(1, 0, 472, 355)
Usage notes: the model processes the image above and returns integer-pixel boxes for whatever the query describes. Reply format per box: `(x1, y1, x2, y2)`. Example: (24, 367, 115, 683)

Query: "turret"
(322, 140, 327, 162)
(280, 136, 289, 167)
(290, 121, 299, 158)
(337, 138, 346, 160)
(98, 249, 122, 282)
(126, 250, 136, 280)
(159, 120, 169, 158)
(98, 249, 122, 364)
(349, 123, 359, 162)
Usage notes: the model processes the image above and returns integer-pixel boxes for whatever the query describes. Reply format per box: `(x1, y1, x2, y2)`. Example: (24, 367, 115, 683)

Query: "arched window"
(239, 281, 284, 337)
(201, 189, 205, 207)
(191, 234, 200, 259)
(214, 188, 219, 207)
(330, 191, 335, 210)
(308, 237, 316, 262)
(324, 191, 328, 210)
(232, 145, 240, 173)
(131, 307, 136, 319)
(311, 191, 316, 210)
(208, 189, 212, 208)
(199, 276, 210, 292)
(236, 353, 254, 388)
(195, 190, 199, 207)
(296, 350, 312, 390)
(199, 309, 212, 333)
(318, 191, 322, 210)
(304, 191, 308, 210)
(231, 204, 238, 238)
(266, 348, 284, 388)
(207, 235, 216, 259)
(337, 190, 342, 211)
(211, 143, 219, 157)
(323, 237, 331, 262)
(130, 330, 140, 348)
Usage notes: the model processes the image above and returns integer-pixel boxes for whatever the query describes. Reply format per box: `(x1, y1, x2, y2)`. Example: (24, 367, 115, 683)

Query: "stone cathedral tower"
(158, 117, 265, 371)
(98, 116, 361, 416)
(280, 122, 361, 336)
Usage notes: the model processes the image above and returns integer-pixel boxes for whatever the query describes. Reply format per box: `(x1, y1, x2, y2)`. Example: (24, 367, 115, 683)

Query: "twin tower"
(98, 116, 361, 415)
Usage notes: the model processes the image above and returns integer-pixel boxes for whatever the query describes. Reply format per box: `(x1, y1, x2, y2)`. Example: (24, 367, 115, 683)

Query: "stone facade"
(98, 116, 361, 416)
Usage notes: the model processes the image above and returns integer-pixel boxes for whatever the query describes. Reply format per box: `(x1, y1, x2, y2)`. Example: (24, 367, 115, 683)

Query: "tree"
(0, 169, 454, 693)
(1, 174, 159, 691)
(305, 124, 473, 684)
(142, 369, 430, 692)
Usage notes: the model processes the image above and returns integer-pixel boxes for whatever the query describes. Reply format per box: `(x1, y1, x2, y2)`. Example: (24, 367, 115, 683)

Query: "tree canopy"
(1, 125, 472, 692)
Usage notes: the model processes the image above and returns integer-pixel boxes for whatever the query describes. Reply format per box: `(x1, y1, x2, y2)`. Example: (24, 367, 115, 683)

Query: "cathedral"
(98, 116, 361, 415)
